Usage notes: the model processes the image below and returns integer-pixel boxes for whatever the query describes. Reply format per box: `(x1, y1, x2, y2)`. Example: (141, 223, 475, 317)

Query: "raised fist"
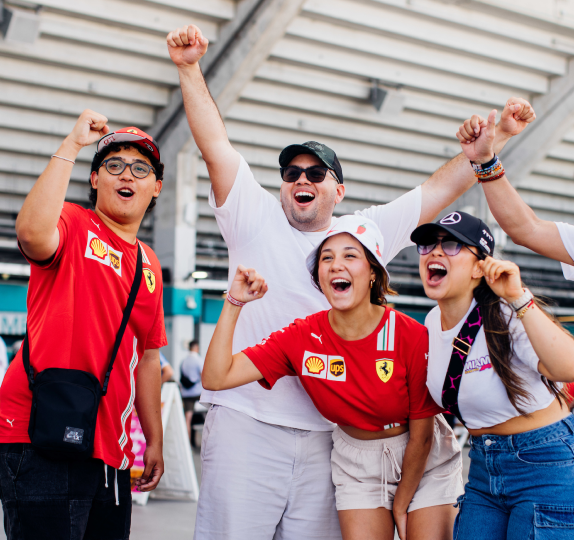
(479, 257, 524, 304)
(167, 25, 209, 67)
(228, 265, 268, 305)
(456, 109, 497, 164)
(67, 110, 109, 150)
(498, 97, 536, 138)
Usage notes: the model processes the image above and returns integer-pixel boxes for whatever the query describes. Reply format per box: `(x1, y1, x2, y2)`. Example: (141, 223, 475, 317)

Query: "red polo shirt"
(0, 203, 167, 469)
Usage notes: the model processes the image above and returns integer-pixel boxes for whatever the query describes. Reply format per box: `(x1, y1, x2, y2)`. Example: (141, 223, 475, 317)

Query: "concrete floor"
(0, 446, 471, 539)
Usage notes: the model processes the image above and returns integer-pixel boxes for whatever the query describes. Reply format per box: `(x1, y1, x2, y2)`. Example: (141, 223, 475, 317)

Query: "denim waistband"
(470, 414, 574, 452)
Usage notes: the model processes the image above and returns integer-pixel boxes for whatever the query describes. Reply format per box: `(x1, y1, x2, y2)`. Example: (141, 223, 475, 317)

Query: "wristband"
(516, 299, 535, 319)
(226, 293, 246, 308)
(471, 154, 505, 184)
(51, 154, 76, 164)
(509, 288, 534, 312)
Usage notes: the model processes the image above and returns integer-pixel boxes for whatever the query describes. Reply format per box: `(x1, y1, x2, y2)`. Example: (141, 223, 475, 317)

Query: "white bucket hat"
(305, 215, 388, 278)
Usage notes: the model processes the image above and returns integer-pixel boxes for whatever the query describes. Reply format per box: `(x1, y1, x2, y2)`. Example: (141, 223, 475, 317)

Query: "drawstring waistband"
(104, 463, 120, 506)
(381, 444, 402, 504)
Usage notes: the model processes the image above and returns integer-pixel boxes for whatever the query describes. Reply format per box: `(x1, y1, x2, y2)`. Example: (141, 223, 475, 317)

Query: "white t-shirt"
(202, 154, 422, 430)
(556, 222, 574, 281)
(425, 299, 555, 430)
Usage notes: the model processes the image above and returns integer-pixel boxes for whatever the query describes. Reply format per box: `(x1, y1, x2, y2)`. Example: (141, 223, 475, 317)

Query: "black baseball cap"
(279, 141, 343, 184)
(410, 211, 495, 256)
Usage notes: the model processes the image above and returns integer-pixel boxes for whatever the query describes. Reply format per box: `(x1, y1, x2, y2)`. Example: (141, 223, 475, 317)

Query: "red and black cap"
(279, 141, 343, 184)
(96, 127, 160, 161)
(410, 211, 495, 256)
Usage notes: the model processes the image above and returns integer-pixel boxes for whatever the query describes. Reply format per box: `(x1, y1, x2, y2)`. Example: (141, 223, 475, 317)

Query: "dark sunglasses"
(280, 166, 339, 184)
(417, 237, 484, 259)
(100, 158, 156, 179)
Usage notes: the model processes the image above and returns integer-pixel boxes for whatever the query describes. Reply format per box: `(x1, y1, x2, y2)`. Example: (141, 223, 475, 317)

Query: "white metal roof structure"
(2, 0, 574, 308)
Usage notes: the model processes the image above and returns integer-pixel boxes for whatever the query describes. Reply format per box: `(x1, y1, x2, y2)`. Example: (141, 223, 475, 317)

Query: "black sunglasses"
(100, 158, 156, 179)
(417, 237, 484, 259)
(280, 166, 339, 184)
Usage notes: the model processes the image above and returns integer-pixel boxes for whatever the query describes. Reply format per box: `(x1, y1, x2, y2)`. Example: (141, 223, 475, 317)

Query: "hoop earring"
(370, 280, 374, 289)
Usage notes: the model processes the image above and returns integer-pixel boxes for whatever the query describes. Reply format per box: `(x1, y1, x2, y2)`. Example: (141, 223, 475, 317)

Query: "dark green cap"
(279, 141, 343, 184)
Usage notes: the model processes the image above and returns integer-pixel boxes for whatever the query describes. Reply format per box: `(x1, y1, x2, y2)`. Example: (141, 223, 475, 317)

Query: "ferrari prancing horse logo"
(143, 269, 156, 293)
(376, 359, 393, 383)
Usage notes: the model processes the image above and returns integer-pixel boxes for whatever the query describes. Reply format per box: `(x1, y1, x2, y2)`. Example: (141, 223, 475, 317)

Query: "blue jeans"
(455, 414, 574, 539)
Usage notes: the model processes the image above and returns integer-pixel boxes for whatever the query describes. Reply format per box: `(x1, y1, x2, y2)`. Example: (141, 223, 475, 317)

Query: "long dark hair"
(89, 142, 164, 213)
(473, 277, 567, 414)
(311, 237, 397, 305)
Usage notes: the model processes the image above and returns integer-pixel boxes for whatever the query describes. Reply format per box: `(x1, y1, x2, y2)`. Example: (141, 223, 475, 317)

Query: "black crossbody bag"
(23, 244, 142, 460)
(440, 304, 483, 426)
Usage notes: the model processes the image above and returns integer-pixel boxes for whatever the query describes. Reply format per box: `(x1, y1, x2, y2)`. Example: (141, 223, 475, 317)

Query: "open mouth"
(427, 262, 447, 284)
(331, 278, 351, 292)
(117, 188, 135, 199)
(294, 191, 315, 205)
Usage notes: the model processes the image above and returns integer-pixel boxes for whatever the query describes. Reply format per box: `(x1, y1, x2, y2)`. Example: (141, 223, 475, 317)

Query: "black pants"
(0, 444, 131, 540)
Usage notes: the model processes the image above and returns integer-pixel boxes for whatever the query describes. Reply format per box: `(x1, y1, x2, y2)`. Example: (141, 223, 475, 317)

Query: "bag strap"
(102, 243, 142, 395)
(440, 303, 483, 426)
(23, 243, 143, 395)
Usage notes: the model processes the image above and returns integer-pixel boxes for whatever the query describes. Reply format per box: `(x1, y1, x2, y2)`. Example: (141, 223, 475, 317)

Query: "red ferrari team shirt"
(0, 203, 167, 469)
(244, 308, 441, 431)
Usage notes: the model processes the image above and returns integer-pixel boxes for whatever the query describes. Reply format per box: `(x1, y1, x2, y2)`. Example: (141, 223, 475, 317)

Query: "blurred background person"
(160, 351, 174, 383)
(180, 340, 204, 447)
(0, 336, 7, 386)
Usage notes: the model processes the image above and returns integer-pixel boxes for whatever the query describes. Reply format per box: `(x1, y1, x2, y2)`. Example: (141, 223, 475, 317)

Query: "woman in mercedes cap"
(201, 214, 463, 540)
(411, 209, 574, 539)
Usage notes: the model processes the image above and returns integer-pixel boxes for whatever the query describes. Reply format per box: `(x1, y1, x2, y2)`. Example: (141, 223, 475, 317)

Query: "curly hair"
(89, 142, 164, 213)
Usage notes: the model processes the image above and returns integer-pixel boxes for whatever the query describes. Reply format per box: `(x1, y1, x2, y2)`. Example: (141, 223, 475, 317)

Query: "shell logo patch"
(90, 237, 107, 260)
(302, 351, 328, 379)
(328, 356, 346, 381)
(305, 356, 325, 375)
(84, 231, 123, 276)
(376, 359, 393, 383)
(143, 269, 156, 293)
(302, 352, 346, 381)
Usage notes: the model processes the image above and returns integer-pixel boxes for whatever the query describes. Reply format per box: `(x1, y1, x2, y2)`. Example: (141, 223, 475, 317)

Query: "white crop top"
(425, 299, 555, 430)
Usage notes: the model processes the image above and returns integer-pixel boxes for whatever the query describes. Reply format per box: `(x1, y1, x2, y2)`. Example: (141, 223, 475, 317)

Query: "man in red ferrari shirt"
(0, 110, 167, 540)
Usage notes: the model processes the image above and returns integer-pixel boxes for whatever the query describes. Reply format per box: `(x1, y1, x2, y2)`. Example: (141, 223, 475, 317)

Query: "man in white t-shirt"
(167, 24, 537, 540)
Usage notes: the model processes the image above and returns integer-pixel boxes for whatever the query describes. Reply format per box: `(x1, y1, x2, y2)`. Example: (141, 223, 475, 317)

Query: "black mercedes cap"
(279, 141, 343, 184)
(410, 211, 495, 256)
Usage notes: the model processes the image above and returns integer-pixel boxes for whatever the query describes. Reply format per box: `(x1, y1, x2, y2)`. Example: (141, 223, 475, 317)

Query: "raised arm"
(480, 258, 574, 383)
(419, 98, 536, 226)
(167, 25, 240, 207)
(16, 110, 109, 262)
(202, 265, 268, 391)
(456, 108, 572, 265)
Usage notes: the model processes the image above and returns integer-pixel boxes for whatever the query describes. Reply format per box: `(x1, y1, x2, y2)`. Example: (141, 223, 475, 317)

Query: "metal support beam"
(500, 58, 574, 183)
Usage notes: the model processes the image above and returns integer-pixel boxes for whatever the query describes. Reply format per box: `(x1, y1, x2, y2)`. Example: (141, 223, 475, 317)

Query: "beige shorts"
(331, 415, 464, 512)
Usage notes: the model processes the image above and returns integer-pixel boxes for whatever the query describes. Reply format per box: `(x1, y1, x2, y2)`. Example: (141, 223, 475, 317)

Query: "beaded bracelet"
(471, 154, 505, 184)
(226, 293, 246, 308)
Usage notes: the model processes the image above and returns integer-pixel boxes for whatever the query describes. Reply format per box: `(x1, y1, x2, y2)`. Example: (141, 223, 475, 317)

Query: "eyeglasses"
(417, 237, 483, 259)
(100, 158, 156, 179)
(280, 166, 339, 184)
